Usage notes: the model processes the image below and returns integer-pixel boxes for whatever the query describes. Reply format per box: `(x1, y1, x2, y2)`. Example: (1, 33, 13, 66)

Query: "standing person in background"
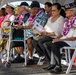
(45, 2, 52, 18)
(61, 6, 66, 11)
(61, 6, 66, 18)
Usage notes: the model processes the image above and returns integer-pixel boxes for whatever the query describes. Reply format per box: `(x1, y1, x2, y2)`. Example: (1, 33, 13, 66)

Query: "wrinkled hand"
(52, 38, 61, 43)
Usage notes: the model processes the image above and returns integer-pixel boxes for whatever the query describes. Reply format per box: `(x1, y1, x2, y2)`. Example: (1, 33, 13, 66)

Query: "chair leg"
(66, 49, 76, 74)
(65, 49, 68, 64)
(68, 49, 71, 62)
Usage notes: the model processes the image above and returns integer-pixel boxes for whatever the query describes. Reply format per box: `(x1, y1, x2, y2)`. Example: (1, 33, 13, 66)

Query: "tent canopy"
(0, 0, 74, 7)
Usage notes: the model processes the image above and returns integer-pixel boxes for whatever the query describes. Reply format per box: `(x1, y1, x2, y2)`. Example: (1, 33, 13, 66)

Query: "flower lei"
(3, 12, 14, 22)
(29, 10, 42, 23)
(15, 12, 29, 26)
(62, 16, 76, 36)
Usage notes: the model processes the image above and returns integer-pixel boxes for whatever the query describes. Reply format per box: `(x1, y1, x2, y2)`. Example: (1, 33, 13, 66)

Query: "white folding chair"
(61, 47, 76, 74)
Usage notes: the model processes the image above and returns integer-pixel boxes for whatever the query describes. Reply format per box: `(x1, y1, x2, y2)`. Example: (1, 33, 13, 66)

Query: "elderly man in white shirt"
(43, 2, 76, 73)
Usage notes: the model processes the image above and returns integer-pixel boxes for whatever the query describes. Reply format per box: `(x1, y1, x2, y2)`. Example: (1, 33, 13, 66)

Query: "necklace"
(62, 16, 76, 36)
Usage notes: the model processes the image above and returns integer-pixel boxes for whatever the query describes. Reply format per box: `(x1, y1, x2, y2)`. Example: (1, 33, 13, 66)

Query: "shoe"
(27, 59, 35, 65)
(54, 66, 62, 73)
(43, 65, 55, 71)
(11, 55, 25, 63)
(37, 57, 45, 65)
(1, 53, 7, 64)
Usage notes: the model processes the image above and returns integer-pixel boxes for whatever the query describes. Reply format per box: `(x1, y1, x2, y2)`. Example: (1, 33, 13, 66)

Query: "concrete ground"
(0, 62, 76, 75)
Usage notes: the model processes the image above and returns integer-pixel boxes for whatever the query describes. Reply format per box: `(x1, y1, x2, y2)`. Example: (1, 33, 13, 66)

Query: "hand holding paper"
(32, 22, 45, 33)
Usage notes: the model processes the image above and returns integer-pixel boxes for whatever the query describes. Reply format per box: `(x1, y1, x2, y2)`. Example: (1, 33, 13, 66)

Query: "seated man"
(44, 2, 52, 18)
(43, 2, 76, 73)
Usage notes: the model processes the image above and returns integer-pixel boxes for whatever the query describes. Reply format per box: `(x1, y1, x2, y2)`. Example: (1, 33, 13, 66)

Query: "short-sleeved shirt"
(44, 16, 65, 38)
(25, 10, 48, 40)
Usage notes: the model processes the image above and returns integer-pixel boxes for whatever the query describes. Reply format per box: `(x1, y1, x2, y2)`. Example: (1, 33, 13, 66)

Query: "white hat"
(6, 3, 14, 9)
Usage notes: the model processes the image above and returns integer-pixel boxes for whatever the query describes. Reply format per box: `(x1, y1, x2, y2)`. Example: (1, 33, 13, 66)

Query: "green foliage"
(14, 7, 18, 15)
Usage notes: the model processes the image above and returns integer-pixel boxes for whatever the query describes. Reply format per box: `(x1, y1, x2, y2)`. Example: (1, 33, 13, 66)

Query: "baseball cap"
(30, 1, 40, 8)
(19, 2, 29, 6)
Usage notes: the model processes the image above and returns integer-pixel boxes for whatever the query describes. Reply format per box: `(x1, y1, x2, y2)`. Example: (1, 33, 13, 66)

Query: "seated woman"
(2, 4, 15, 26)
(0, 4, 15, 63)
(1, 4, 15, 38)
(2, 4, 15, 48)
(0, 8, 6, 51)
(32, 3, 65, 65)
(11, 2, 30, 63)
(43, 2, 76, 73)
(1, 4, 15, 48)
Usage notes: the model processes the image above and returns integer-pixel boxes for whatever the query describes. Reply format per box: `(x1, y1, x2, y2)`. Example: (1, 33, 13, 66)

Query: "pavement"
(0, 63, 76, 75)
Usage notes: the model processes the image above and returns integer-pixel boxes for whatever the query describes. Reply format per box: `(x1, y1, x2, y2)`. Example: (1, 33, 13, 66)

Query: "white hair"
(21, 6, 29, 11)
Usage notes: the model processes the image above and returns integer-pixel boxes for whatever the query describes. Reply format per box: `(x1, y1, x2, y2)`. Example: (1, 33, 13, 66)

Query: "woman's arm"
(61, 37, 76, 41)
(52, 37, 76, 43)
